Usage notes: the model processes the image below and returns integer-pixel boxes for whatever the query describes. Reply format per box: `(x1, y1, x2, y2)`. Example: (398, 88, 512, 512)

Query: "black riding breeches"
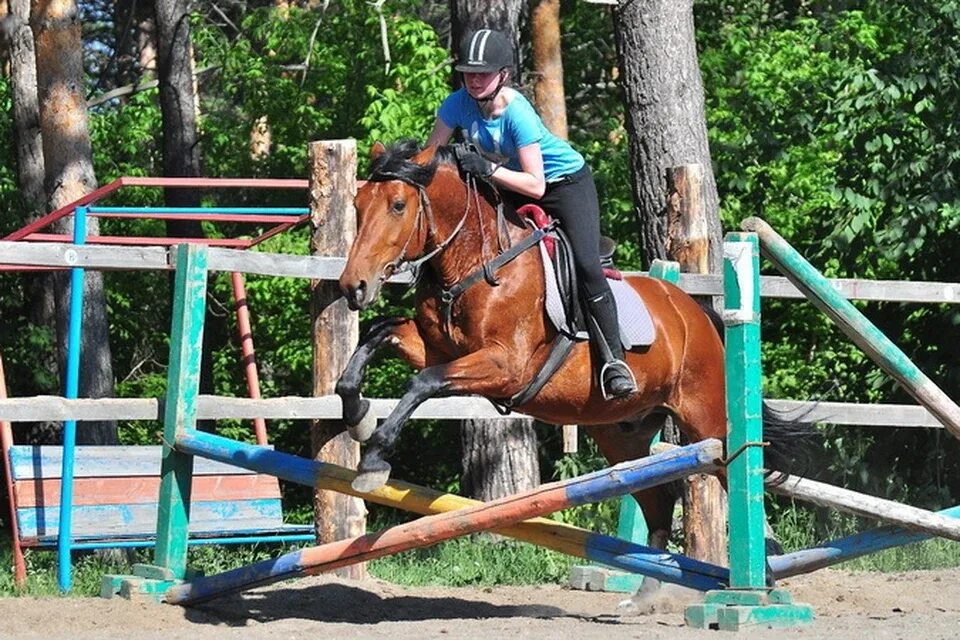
(505, 164, 610, 300)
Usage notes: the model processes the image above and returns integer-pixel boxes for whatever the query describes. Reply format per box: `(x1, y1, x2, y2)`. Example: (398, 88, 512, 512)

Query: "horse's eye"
(390, 200, 406, 215)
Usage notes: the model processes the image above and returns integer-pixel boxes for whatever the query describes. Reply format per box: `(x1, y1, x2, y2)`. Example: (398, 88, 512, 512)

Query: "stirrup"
(598, 359, 637, 400)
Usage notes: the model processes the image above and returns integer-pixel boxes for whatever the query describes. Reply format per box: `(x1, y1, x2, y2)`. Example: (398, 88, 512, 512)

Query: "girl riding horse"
(425, 28, 636, 401)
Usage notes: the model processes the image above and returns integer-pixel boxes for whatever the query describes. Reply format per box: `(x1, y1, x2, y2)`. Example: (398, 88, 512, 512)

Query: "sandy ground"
(1, 567, 959, 639)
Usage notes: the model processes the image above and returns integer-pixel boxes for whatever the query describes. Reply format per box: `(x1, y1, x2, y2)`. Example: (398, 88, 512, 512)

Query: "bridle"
(368, 170, 471, 286)
(369, 160, 554, 333)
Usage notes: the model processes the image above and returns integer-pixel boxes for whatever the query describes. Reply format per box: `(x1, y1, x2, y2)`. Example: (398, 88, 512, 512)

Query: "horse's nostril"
(356, 280, 367, 301)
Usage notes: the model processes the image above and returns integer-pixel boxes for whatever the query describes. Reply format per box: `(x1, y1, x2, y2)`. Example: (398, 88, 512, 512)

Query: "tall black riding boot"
(585, 291, 637, 399)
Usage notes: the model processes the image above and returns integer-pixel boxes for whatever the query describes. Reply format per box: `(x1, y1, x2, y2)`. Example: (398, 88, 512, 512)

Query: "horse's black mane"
(367, 139, 460, 189)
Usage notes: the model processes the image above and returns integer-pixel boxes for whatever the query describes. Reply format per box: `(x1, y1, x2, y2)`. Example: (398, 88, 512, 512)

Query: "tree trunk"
(613, 2, 727, 564)
(460, 418, 539, 500)
(33, 0, 117, 445)
(449, 0, 540, 501)
(529, 0, 567, 138)
(612, 0, 722, 273)
(154, 0, 202, 224)
(309, 139, 365, 579)
(3, 0, 58, 442)
(667, 164, 728, 567)
(155, 0, 221, 431)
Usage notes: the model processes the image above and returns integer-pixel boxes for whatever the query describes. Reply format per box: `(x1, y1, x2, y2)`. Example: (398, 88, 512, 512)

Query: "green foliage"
(369, 535, 575, 586)
(697, 0, 960, 507)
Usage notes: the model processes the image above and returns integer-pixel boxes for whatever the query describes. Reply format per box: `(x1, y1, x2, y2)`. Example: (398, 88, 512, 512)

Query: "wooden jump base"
(158, 434, 723, 604)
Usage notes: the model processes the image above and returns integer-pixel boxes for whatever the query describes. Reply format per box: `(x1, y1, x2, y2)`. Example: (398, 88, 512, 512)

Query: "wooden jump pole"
(169, 430, 730, 590)
(742, 216, 960, 440)
(164, 435, 724, 604)
(765, 473, 960, 542)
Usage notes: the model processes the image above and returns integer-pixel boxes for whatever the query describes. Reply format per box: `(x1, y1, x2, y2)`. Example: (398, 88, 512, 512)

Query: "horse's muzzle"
(341, 278, 381, 311)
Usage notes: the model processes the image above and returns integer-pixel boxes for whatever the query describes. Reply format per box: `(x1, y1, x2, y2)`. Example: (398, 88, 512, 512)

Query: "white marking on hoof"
(347, 409, 377, 442)
(351, 468, 391, 493)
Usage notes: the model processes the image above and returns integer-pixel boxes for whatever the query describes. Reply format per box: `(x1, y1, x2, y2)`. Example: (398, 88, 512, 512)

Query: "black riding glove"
(455, 146, 498, 178)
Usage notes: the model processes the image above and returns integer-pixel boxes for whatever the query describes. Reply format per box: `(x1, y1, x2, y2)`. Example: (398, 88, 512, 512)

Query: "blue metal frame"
(58, 206, 88, 591)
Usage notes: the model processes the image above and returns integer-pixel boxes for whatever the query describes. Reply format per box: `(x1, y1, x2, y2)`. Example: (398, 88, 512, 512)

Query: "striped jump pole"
(171, 430, 730, 591)
(164, 434, 724, 604)
(742, 216, 960, 441)
(770, 504, 960, 578)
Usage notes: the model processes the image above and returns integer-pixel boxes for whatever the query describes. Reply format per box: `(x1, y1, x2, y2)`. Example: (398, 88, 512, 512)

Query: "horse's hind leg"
(581, 421, 678, 550)
(336, 317, 425, 442)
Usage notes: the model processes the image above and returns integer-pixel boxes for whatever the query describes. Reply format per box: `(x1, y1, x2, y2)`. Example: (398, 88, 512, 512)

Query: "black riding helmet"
(454, 29, 514, 73)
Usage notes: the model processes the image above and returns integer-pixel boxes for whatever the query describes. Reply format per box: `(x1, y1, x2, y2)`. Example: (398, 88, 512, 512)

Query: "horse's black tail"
(696, 300, 822, 478)
(762, 402, 823, 481)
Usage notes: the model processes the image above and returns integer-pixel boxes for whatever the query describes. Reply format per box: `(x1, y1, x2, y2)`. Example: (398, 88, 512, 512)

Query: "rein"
(371, 171, 470, 284)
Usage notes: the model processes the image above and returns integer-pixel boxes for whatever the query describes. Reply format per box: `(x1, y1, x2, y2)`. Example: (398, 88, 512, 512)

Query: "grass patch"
(0, 540, 306, 598)
(368, 534, 577, 587)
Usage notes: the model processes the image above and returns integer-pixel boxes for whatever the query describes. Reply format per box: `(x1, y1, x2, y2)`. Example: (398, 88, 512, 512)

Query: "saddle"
(492, 205, 653, 412)
(516, 204, 649, 345)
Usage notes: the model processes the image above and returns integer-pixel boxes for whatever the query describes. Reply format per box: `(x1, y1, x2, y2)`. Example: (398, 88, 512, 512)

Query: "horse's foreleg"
(353, 349, 512, 492)
(336, 317, 423, 441)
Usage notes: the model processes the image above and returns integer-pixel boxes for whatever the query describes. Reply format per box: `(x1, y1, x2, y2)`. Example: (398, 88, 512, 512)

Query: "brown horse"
(337, 140, 810, 549)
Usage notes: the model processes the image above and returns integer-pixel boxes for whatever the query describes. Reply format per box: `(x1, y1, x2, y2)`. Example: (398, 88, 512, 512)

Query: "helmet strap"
(473, 69, 508, 105)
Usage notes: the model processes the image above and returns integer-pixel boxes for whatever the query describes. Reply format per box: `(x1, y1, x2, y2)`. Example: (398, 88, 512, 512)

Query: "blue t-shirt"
(437, 88, 585, 182)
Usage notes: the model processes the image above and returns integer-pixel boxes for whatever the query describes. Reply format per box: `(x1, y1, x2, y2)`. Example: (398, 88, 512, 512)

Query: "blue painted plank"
(9, 445, 269, 479)
(26, 527, 315, 549)
(16, 498, 285, 539)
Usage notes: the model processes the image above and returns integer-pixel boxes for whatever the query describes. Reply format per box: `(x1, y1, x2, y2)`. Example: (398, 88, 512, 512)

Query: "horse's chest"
(416, 296, 486, 353)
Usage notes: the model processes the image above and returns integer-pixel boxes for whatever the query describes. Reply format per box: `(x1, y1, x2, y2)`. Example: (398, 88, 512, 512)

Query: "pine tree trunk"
(613, 3, 727, 564)
(3, 0, 57, 441)
(612, 0, 722, 272)
(155, 0, 221, 430)
(155, 0, 202, 221)
(530, 0, 567, 138)
(449, 0, 540, 501)
(33, 0, 117, 445)
(460, 418, 539, 500)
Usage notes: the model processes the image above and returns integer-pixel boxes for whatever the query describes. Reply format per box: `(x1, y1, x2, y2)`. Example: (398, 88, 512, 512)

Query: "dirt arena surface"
(2, 567, 958, 639)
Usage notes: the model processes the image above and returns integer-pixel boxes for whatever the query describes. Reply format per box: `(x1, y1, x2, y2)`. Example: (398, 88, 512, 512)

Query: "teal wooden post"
(742, 216, 960, 440)
(723, 234, 767, 589)
(569, 260, 679, 593)
(685, 233, 813, 630)
(101, 244, 208, 599)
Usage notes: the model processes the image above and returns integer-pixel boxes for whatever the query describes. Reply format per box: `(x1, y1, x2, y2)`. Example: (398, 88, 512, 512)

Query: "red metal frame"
(2, 176, 311, 248)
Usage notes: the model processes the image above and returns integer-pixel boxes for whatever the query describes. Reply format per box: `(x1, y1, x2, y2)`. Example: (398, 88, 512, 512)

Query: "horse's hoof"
(346, 402, 376, 442)
(351, 464, 392, 493)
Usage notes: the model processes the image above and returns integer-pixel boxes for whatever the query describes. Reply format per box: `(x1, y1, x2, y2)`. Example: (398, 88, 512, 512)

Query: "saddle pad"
(539, 244, 655, 348)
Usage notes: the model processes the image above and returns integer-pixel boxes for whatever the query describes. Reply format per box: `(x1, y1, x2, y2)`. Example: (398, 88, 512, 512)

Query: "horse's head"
(340, 140, 441, 310)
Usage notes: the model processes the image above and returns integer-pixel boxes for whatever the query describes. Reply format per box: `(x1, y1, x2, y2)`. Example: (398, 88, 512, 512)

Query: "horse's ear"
(370, 142, 386, 159)
(413, 144, 438, 165)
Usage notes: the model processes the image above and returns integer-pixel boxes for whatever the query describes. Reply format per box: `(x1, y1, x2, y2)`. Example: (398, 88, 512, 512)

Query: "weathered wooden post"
(666, 164, 728, 567)
(309, 139, 366, 579)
